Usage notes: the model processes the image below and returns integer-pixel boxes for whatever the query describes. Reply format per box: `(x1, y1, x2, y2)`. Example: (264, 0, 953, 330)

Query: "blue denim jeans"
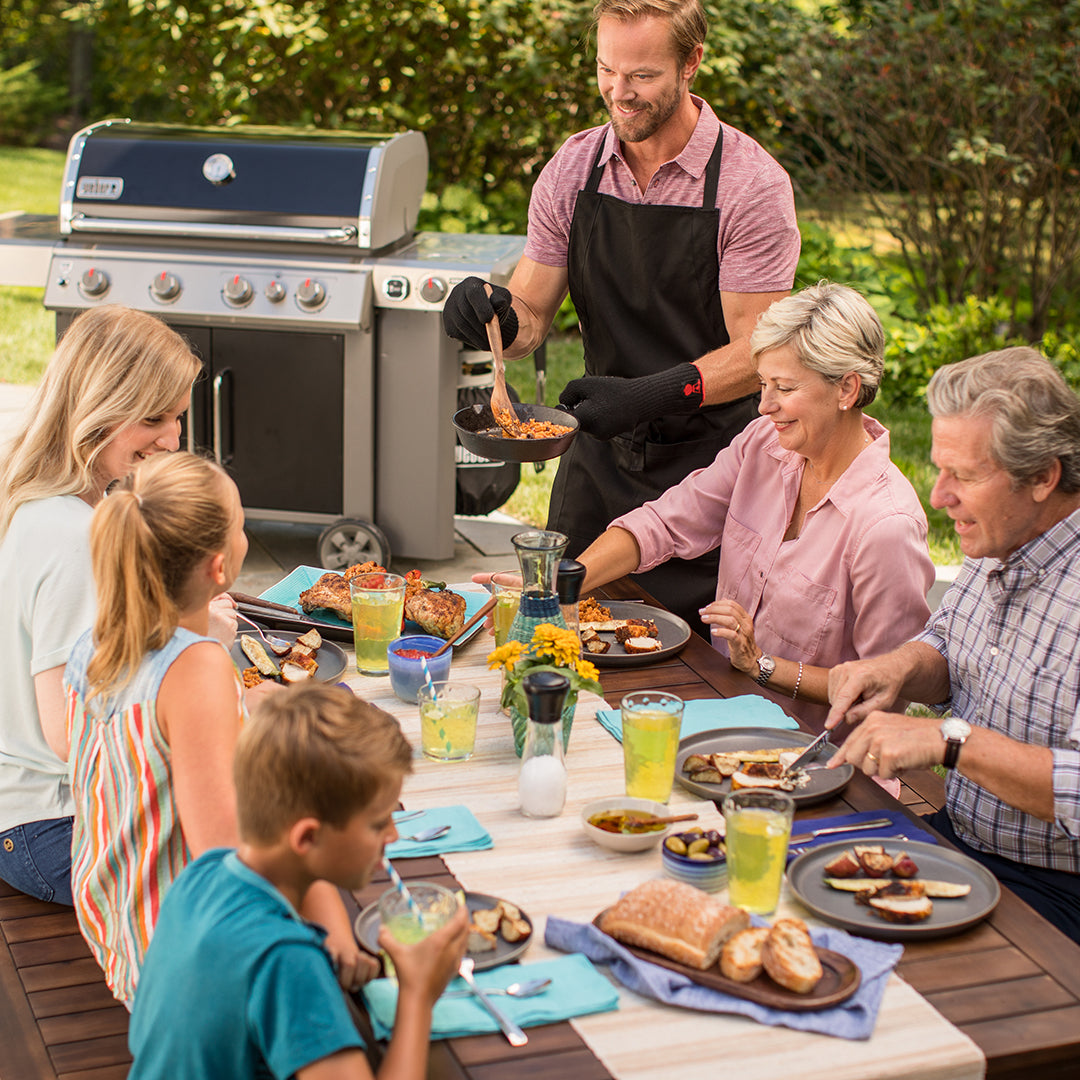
(0, 816, 74, 905)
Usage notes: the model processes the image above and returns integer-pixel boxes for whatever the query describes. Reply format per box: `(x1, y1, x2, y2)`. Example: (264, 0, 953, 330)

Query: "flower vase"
(510, 690, 577, 758)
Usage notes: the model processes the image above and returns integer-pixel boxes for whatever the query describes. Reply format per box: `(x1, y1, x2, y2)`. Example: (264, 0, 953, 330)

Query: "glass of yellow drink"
(722, 790, 795, 914)
(350, 572, 406, 676)
(620, 691, 684, 803)
(418, 681, 481, 761)
(489, 570, 522, 648)
(377, 882, 460, 945)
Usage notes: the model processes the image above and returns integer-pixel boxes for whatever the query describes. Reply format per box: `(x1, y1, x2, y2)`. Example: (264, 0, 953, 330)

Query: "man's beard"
(604, 82, 682, 143)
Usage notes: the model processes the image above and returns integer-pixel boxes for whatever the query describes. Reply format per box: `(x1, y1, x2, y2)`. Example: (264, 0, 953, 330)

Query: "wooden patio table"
(1, 578, 1078, 1078)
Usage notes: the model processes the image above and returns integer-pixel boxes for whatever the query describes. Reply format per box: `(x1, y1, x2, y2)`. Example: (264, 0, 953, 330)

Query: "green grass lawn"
(0, 146, 960, 564)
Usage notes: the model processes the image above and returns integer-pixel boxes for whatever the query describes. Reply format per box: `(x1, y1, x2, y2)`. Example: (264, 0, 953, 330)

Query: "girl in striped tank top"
(65, 452, 248, 1007)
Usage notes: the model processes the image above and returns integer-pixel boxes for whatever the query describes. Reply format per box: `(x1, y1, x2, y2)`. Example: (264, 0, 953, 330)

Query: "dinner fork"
(236, 612, 291, 654)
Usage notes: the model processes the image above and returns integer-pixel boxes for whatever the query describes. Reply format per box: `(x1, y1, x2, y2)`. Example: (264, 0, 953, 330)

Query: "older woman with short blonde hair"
(578, 281, 935, 725)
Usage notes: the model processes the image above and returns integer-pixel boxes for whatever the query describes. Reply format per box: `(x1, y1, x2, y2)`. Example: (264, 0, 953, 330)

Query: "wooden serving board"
(592, 914, 860, 1012)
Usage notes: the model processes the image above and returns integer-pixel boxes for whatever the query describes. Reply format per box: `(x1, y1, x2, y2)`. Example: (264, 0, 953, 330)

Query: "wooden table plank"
(38, 1005, 130, 1047)
(20, 956, 111, 993)
(30, 980, 120, 1019)
(0, 928, 56, 1079)
(48, 1032, 131, 1075)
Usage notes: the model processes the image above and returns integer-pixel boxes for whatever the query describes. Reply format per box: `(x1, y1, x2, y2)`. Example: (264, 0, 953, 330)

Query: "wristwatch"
(755, 654, 776, 687)
(940, 717, 972, 769)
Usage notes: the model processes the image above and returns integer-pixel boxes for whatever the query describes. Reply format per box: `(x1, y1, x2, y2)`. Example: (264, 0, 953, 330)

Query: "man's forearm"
(897, 641, 953, 705)
(694, 337, 760, 406)
(955, 729, 1056, 821)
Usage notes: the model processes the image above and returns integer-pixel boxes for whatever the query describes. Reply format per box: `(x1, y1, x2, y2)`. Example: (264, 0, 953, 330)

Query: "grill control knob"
(264, 280, 286, 303)
(419, 276, 448, 304)
(223, 275, 254, 306)
(80, 268, 110, 297)
(296, 278, 327, 310)
(151, 271, 181, 302)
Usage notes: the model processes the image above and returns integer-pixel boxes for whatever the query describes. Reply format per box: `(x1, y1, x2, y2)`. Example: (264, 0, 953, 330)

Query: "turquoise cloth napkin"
(545, 916, 901, 1040)
(362, 954, 619, 1040)
(384, 805, 493, 859)
(596, 695, 799, 743)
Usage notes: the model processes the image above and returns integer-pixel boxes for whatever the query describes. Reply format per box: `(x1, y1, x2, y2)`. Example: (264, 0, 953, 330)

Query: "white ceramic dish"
(580, 796, 672, 853)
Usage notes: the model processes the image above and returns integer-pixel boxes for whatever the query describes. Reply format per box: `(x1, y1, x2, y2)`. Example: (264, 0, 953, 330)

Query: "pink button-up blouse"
(612, 415, 935, 668)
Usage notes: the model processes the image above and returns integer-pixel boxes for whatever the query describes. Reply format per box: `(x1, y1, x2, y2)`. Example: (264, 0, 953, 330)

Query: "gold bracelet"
(792, 661, 804, 700)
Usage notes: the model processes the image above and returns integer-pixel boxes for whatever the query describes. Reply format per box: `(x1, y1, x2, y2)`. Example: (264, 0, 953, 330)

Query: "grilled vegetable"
(241, 635, 280, 677)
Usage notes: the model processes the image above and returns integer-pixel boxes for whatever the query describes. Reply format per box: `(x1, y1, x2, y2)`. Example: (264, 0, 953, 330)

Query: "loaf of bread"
(761, 917, 823, 994)
(598, 879, 749, 970)
(719, 926, 771, 983)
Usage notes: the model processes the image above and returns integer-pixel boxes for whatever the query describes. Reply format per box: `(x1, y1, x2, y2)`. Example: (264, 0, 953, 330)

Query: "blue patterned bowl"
(387, 636, 452, 703)
(662, 833, 728, 893)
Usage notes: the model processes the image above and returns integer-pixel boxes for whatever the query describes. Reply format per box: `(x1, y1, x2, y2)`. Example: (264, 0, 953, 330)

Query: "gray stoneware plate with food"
(591, 912, 860, 1011)
(786, 838, 1001, 940)
(675, 727, 854, 807)
(354, 891, 533, 971)
(582, 601, 691, 668)
(229, 630, 347, 683)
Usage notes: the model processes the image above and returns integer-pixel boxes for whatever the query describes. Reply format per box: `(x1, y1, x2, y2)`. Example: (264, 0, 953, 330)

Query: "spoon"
(484, 284, 521, 438)
(395, 824, 451, 843)
(443, 977, 552, 1000)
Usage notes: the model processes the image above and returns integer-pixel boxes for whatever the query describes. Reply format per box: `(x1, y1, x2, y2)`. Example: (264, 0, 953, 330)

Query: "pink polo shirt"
(612, 415, 935, 668)
(524, 96, 800, 293)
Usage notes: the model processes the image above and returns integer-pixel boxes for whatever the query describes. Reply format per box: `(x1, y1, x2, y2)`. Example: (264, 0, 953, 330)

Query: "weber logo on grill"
(76, 176, 124, 200)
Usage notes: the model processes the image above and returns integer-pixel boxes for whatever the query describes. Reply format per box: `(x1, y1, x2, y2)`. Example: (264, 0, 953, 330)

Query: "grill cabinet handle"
(212, 369, 232, 466)
(68, 214, 358, 245)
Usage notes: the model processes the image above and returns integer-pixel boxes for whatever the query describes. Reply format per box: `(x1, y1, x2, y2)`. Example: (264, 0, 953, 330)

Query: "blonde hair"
(927, 347, 1080, 493)
(751, 281, 885, 408)
(0, 305, 201, 534)
(235, 684, 413, 844)
(87, 452, 234, 701)
(592, 0, 707, 68)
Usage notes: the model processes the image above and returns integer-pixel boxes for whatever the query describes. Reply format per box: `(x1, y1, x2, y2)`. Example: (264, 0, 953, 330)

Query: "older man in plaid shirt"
(825, 347, 1080, 943)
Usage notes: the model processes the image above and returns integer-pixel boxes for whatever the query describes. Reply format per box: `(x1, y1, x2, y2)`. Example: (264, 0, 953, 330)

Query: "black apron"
(547, 127, 760, 635)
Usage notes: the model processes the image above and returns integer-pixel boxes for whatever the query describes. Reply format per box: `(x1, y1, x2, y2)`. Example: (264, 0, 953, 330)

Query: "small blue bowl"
(661, 833, 728, 894)
(387, 635, 452, 703)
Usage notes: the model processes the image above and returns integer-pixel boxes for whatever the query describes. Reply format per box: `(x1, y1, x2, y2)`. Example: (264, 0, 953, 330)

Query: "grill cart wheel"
(317, 519, 392, 571)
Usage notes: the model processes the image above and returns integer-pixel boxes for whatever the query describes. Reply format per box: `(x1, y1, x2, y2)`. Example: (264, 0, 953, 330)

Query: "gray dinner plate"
(582, 601, 691, 668)
(354, 891, 533, 971)
(675, 726, 854, 807)
(786, 838, 1001, 940)
(230, 630, 347, 683)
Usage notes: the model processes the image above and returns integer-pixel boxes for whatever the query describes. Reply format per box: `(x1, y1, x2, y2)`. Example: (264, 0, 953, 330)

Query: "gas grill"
(37, 117, 525, 566)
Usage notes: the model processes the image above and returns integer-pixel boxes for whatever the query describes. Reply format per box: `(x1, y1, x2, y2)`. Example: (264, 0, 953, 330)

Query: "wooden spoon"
(429, 594, 497, 657)
(484, 285, 521, 437)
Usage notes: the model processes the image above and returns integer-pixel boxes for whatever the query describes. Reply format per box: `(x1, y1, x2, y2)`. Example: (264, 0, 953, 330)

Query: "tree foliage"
(780, 0, 1080, 338)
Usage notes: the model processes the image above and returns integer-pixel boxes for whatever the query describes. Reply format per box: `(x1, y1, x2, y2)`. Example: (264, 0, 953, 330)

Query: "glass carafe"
(506, 530, 568, 645)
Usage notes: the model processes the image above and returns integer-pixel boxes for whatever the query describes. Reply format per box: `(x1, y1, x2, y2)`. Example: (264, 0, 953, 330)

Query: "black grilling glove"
(558, 363, 704, 441)
(441, 276, 519, 353)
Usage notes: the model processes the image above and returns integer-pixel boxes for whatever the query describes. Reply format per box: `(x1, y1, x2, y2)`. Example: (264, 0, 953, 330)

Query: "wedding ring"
(866, 752, 879, 763)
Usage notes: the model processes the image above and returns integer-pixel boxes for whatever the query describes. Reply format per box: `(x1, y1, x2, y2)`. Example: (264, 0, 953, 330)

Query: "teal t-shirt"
(129, 849, 364, 1079)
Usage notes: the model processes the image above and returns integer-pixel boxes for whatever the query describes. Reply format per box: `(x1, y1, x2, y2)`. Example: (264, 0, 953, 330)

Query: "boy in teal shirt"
(129, 684, 468, 1079)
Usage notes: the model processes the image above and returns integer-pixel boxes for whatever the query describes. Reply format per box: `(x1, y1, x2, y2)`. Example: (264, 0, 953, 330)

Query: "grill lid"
(60, 118, 428, 251)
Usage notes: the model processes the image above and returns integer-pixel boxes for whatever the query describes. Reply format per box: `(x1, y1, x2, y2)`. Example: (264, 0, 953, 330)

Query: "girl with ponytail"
(65, 452, 366, 1007)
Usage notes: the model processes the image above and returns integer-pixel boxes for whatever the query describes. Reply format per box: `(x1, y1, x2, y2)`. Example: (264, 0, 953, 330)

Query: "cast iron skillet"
(453, 401, 579, 463)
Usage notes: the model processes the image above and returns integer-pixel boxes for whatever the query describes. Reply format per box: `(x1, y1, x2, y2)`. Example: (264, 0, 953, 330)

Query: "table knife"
(782, 730, 832, 775)
(788, 817, 894, 845)
(458, 957, 528, 1046)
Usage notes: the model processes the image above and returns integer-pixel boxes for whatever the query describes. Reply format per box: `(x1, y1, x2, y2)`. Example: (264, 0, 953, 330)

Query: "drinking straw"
(420, 656, 438, 702)
(381, 854, 426, 928)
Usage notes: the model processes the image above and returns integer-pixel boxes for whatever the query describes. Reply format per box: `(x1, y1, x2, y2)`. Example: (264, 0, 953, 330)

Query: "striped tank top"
(65, 626, 234, 1006)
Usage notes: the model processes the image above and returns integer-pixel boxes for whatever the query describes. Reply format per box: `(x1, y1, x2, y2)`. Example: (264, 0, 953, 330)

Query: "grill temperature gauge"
(296, 278, 327, 310)
(419, 276, 447, 303)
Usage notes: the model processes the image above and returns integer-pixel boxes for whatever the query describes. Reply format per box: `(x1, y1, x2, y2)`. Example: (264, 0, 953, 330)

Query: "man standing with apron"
(443, 0, 800, 634)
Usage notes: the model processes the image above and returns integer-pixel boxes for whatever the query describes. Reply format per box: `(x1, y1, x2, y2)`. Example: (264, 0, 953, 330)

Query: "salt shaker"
(556, 558, 586, 645)
(518, 671, 569, 818)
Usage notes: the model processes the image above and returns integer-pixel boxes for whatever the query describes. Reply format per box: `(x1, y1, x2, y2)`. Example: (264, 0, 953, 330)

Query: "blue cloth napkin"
(596, 695, 799, 743)
(384, 805, 493, 858)
(545, 916, 902, 1040)
(786, 809, 938, 862)
(362, 953, 619, 1040)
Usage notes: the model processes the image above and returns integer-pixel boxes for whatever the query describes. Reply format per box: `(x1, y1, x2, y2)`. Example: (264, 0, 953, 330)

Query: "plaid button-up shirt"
(915, 508, 1080, 873)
